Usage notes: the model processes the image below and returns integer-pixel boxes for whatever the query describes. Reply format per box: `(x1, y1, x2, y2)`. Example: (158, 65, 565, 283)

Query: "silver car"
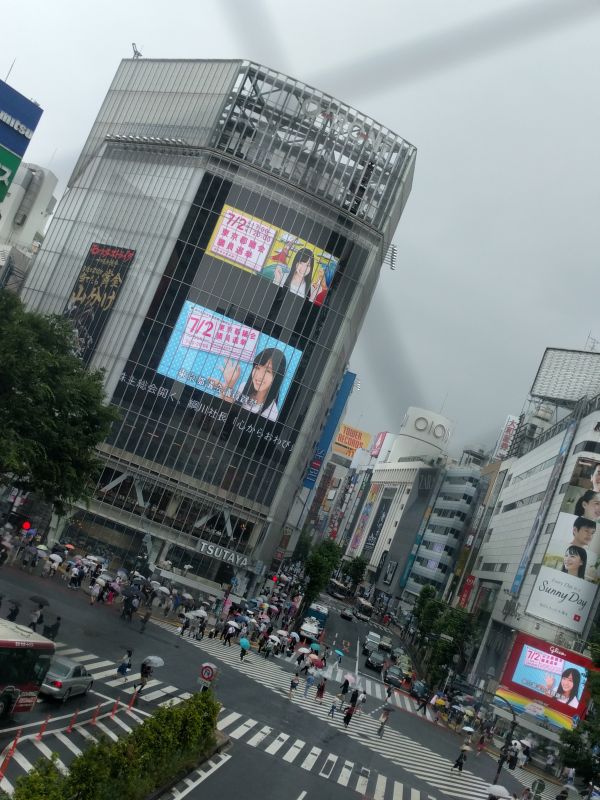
(40, 656, 93, 702)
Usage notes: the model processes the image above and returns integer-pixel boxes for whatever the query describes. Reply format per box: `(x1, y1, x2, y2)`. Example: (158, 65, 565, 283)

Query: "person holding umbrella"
(239, 637, 251, 661)
(315, 677, 327, 704)
(339, 677, 350, 710)
(451, 746, 468, 773)
(377, 706, 392, 738)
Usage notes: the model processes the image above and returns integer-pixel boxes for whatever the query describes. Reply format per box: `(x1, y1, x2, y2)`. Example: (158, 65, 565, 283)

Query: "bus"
(0, 620, 55, 716)
(353, 597, 374, 621)
(327, 579, 349, 600)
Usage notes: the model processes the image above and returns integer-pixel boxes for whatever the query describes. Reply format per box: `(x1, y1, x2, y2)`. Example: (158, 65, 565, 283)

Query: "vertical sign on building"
(510, 418, 578, 597)
(303, 371, 356, 489)
(0, 80, 43, 202)
(493, 415, 519, 461)
(64, 243, 136, 364)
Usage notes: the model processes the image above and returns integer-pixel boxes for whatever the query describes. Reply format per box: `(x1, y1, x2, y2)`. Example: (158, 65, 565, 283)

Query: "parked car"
(383, 666, 405, 689)
(410, 679, 429, 700)
(397, 656, 413, 678)
(391, 646, 406, 663)
(340, 607, 354, 621)
(365, 650, 386, 672)
(362, 632, 381, 655)
(40, 656, 93, 702)
(378, 634, 393, 652)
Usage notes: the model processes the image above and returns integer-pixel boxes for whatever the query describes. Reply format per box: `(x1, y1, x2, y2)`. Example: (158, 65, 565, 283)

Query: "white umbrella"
(290, 632, 300, 640)
(462, 726, 475, 733)
(277, 629, 288, 637)
(227, 621, 240, 629)
(182, 592, 194, 600)
(150, 580, 161, 588)
(158, 586, 171, 595)
(183, 564, 193, 570)
(269, 634, 280, 643)
(49, 554, 63, 563)
(99, 573, 113, 582)
(95, 577, 106, 587)
(486, 785, 511, 799)
(86, 555, 101, 562)
(143, 655, 165, 668)
(297, 647, 311, 654)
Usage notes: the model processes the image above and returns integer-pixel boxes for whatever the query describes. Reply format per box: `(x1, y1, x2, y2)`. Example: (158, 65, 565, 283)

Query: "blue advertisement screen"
(157, 301, 302, 422)
(0, 80, 43, 157)
(512, 643, 588, 709)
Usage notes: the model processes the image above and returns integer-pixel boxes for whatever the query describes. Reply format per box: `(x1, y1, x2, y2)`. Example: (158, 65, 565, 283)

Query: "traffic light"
(270, 574, 278, 583)
(21, 521, 31, 531)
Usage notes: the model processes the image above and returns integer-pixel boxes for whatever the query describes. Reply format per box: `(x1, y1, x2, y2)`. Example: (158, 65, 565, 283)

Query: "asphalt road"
(0, 568, 538, 800)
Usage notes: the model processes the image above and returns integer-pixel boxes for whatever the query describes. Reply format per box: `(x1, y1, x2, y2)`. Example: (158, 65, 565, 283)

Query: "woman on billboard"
(272, 248, 314, 299)
(561, 546, 587, 579)
(553, 667, 582, 708)
(215, 347, 287, 421)
(574, 490, 600, 521)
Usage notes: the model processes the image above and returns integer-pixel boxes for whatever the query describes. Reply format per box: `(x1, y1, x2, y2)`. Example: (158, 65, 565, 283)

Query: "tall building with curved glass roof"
(22, 59, 416, 599)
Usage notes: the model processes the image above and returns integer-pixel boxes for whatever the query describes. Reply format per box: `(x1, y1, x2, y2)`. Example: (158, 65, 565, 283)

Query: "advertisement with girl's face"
(206, 205, 338, 307)
(157, 301, 302, 422)
(526, 458, 600, 634)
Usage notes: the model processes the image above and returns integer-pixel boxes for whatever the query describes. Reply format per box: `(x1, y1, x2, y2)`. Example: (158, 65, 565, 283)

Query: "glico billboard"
(0, 80, 43, 202)
(496, 632, 595, 730)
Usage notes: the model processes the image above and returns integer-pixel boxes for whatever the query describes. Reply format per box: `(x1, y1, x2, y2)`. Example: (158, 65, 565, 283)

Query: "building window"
(545, 522, 555, 536)
(498, 563, 508, 573)
(530, 563, 541, 576)
(482, 562, 494, 571)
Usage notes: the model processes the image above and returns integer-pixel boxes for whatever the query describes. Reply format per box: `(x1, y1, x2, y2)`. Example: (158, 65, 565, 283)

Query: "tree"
(301, 539, 342, 611)
(428, 606, 471, 687)
(413, 585, 437, 629)
(0, 291, 119, 512)
(341, 556, 368, 588)
(293, 530, 312, 563)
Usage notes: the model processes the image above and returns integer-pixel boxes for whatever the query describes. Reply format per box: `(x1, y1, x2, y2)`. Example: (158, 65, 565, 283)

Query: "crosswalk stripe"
(71, 654, 98, 663)
(410, 789, 421, 800)
(246, 725, 272, 747)
(90, 667, 121, 680)
(77, 726, 99, 743)
(217, 711, 242, 731)
(138, 686, 179, 702)
(54, 731, 83, 756)
(373, 773, 387, 800)
(372, 682, 383, 699)
(318, 754, 338, 778)
(95, 721, 119, 742)
(300, 746, 321, 770)
(85, 660, 114, 670)
(106, 673, 142, 688)
(229, 719, 258, 740)
(111, 715, 134, 734)
(393, 780, 404, 799)
(11, 749, 35, 773)
(337, 759, 354, 787)
(282, 738, 305, 763)
(355, 769, 369, 795)
(264, 732, 289, 755)
(33, 740, 68, 773)
(56, 647, 82, 656)
(0, 776, 13, 796)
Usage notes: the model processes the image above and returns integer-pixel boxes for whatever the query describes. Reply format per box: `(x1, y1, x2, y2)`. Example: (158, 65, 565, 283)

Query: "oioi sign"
(0, 80, 43, 202)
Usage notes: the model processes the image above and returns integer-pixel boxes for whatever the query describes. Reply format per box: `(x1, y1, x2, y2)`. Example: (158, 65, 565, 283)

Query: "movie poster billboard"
(526, 456, 600, 634)
(349, 482, 381, 554)
(206, 204, 338, 307)
(497, 632, 594, 730)
(64, 243, 135, 364)
(157, 301, 302, 422)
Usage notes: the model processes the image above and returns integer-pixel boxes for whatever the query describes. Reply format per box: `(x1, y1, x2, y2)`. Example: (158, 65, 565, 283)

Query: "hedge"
(5, 690, 220, 800)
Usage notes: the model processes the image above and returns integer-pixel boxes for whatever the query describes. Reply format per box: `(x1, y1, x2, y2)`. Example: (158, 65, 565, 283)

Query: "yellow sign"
(333, 424, 372, 458)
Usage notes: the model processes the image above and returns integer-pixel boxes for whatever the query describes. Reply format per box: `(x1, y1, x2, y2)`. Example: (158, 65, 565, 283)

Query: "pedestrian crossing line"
(300, 746, 321, 771)
(356, 769, 369, 795)
(136, 685, 179, 702)
(151, 623, 503, 800)
(217, 711, 242, 731)
(282, 738, 305, 763)
(106, 673, 141, 687)
(393, 781, 404, 800)
(229, 719, 258, 740)
(91, 667, 121, 680)
(77, 726, 99, 744)
(374, 773, 387, 800)
(111, 715, 134, 734)
(245, 725, 272, 747)
(54, 731, 82, 757)
(71, 654, 99, 663)
(337, 759, 354, 786)
(83, 659, 113, 670)
(319, 753, 338, 778)
(11, 749, 35, 774)
(33, 740, 68, 773)
(56, 647, 83, 656)
(0, 777, 12, 796)
(94, 720, 119, 742)
(264, 732, 289, 755)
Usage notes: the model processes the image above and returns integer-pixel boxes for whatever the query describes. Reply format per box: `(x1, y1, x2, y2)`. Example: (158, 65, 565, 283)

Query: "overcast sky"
(7, 0, 600, 455)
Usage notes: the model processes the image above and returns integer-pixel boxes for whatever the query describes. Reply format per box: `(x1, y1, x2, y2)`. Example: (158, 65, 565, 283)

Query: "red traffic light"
(21, 521, 31, 531)
(271, 575, 278, 583)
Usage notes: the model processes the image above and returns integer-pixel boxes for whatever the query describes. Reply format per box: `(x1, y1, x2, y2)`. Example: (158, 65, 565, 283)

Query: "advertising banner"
(206, 204, 338, 306)
(370, 431, 388, 458)
(157, 301, 302, 422)
(303, 371, 356, 489)
(493, 415, 519, 461)
(362, 496, 393, 559)
(332, 424, 372, 459)
(497, 632, 594, 730)
(526, 455, 600, 633)
(349, 483, 382, 553)
(65, 243, 135, 364)
(511, 419, 578, 596)
(0, 79, 43, 201)
(457, 574, 476, 609)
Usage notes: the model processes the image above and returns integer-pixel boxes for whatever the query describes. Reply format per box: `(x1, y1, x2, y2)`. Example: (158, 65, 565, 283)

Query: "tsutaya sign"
(196, 538, 252, 568)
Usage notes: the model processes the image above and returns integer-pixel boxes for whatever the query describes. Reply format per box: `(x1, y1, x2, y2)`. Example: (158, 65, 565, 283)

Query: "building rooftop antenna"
(132, 43, 143, 59)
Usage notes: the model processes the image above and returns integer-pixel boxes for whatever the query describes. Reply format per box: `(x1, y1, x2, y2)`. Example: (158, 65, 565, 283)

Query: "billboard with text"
(333, 424, 372, 459)
(206, 204, 338, 306)
(0, 79, 43, 201)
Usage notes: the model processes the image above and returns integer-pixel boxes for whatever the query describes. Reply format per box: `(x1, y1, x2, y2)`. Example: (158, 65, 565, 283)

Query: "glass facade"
(22, 60, 416, 596)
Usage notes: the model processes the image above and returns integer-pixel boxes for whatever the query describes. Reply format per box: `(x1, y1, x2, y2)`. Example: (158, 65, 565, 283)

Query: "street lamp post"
(493, 697, 518, 785)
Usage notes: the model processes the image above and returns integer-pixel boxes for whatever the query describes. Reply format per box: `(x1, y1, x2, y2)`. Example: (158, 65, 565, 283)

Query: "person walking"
(343, 705, 355, 728)
(377, 707, 391, 738)
(339, 678, 350, 710)
(416, 691, 432, 716)
(303, 672, 315, 698)
(315, 677, 326, 704)
(28, 605, 43, 632)
(289, 673, 300, 700)
(197, 618, 206, 641)
(90, 583, 101, 605)
(42, 616, 61, 641)
(136, 659, 153, 694)
(180, 616, 190, 637)
(349, 687, 360, 707)
(476, 734, 486, 756)
(328, 701, 336, 719)
(386, 685, 393, 702)
(451, 747, 467, 773)
(117, 649, 133, 681)
(140, 609, 152, 633)
(357, 690, 367, 714)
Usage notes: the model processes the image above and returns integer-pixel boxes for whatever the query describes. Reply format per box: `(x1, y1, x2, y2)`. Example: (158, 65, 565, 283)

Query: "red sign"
(200, 663, 216, 682)
(457, 574, 476, 609)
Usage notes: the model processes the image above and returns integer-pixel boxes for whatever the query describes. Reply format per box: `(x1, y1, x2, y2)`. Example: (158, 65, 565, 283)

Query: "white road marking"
(245, 725, 272, 747)
(374, 773, 387, 799)
(173, 753, 232, 799)
(337, 759, 354, 786)
(32, 740, 68, 773)
(94, 720, 118, 741)
(264, 732, 289, 755)
(318, 753, 338, 778)
(393, 780, 404, 799)
(300, 746, 321, 770)
(229, 719, 258, 740)
(217, 711, 242, 731)
(282, 738, 305, 763)
(54, 731, 82, 756)
(71, 654, 98, 663)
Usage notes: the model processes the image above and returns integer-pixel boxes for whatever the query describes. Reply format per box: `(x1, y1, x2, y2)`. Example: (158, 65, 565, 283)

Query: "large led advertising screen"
(497, 632, 594, 730)
(206, 204, 338, 306)
(526, 457, 600, 634)
(157, 301, 303, 422)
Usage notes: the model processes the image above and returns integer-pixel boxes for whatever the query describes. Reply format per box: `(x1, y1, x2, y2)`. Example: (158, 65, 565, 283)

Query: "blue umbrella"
(310, 642, 320, 652)
(235, 614, 250, 623)
(335, 649, 344, 657)
(240, 637, 250, 650)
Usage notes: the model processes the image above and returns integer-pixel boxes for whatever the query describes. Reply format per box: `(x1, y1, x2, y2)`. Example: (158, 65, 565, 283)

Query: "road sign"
(200, 662, 216, 682)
